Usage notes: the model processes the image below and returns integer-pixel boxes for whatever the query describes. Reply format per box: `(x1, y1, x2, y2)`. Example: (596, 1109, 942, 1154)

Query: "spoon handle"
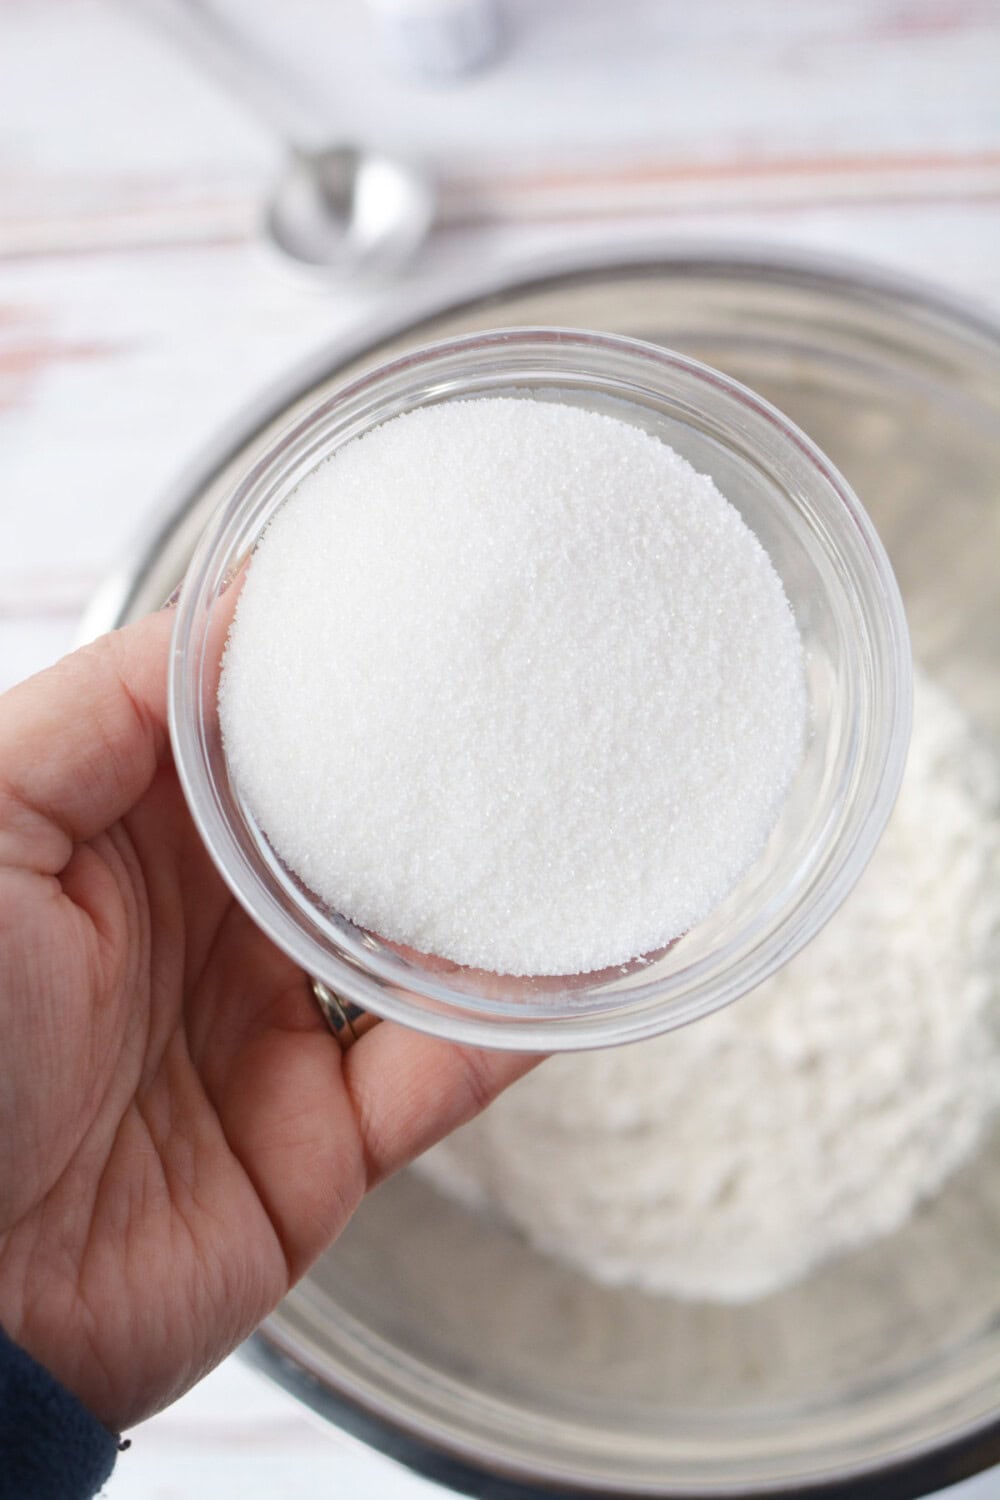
(133, 0, 322, 153)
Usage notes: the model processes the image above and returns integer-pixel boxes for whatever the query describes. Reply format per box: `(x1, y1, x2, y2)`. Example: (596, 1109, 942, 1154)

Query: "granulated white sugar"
(417, 671, 1000, 1301)
(219, 396, 805, 976)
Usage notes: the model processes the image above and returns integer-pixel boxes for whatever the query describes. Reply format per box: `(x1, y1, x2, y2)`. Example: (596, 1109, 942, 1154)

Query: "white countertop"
(3, 2, 1000, 1495)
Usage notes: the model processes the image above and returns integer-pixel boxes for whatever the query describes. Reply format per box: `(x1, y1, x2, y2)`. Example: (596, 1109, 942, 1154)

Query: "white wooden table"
(3, 2, 1000, 1494)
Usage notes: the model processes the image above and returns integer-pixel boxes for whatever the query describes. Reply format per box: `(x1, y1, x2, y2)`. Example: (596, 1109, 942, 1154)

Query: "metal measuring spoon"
(146, 0, 435, 277)
(264, 143, 434, 273)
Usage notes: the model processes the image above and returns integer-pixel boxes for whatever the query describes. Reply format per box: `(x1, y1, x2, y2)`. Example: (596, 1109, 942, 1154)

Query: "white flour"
(417, 670, 1000, 1301)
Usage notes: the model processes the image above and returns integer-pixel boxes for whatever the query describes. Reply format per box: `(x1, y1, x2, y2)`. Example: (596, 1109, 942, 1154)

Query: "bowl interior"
(244, 259, 998, 1497)
(117, 252, 998, 1495)
(170, 329, 908, 1049)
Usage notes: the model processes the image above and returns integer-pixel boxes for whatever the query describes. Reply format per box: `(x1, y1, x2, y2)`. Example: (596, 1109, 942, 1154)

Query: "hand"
(0, 613, 533, 1432)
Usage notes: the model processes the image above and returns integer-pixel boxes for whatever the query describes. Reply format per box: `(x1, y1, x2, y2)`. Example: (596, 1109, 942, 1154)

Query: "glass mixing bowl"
(168, 325, 910, 1050)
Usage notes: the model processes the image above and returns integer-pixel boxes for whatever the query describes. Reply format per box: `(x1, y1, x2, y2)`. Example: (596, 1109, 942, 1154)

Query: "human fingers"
(0, 611, 173, 872)
(342, 1023, 542, 1190)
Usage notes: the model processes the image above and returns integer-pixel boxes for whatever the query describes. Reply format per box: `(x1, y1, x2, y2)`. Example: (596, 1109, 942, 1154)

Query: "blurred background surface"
(2, 1, 999, 1494)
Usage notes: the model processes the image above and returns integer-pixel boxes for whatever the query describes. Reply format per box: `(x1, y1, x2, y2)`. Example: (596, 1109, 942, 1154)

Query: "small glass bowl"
(168, 327, 911, 1051)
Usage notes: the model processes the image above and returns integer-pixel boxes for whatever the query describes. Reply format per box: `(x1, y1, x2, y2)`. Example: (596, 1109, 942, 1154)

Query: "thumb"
(0, 611, 173, 874)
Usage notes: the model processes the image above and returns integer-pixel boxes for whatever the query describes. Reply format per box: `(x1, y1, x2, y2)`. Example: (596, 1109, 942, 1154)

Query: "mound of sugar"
(219, 397, 806, 976)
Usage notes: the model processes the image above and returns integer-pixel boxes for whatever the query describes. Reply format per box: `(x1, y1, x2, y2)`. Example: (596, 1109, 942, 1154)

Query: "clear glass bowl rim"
(168, 325, 912, 1051)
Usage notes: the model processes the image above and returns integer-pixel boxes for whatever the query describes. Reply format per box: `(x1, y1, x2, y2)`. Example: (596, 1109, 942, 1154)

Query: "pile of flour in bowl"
(417, 669, 1000, 1301)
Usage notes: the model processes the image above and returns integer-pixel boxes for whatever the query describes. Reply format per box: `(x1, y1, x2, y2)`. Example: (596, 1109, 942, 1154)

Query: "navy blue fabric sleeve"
(0, 1324, 119, 1499)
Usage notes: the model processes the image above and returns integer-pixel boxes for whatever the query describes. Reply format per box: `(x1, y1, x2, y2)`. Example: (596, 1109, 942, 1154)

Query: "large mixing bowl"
(84, 249, 1000, 1498)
